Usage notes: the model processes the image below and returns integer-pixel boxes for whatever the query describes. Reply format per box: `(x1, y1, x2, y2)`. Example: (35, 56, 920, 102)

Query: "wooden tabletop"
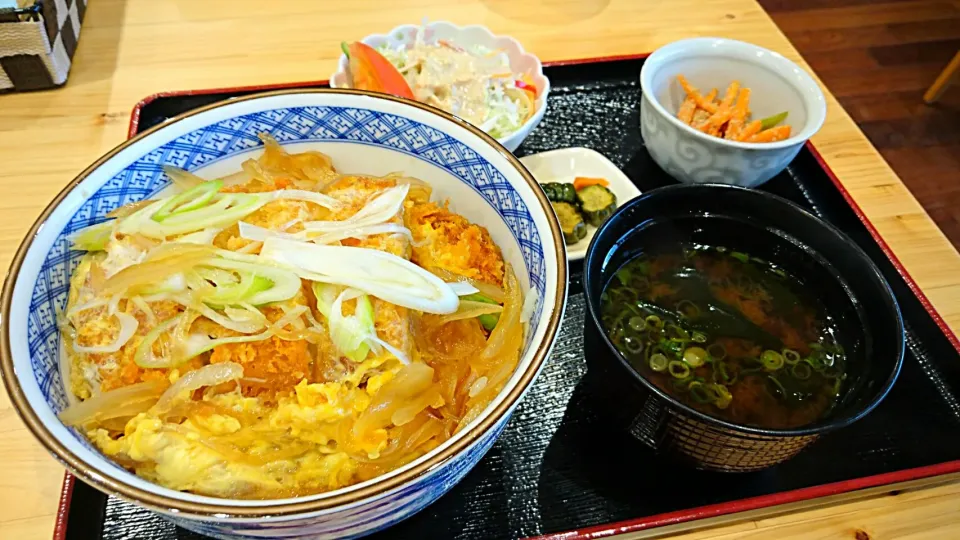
(2, 0, 960, 538)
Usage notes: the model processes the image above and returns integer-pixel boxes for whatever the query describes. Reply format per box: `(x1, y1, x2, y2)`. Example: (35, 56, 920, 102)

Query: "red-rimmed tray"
(55, 54, 960, 540)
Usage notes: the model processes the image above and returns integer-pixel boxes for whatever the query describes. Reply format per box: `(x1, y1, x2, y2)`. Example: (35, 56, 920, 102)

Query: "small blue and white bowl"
(0, 90, 567, 539)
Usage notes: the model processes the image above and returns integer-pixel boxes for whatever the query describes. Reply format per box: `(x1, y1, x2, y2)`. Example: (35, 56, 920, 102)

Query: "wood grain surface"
(1, 0, 960, 538)
(761, 0, 960, 266)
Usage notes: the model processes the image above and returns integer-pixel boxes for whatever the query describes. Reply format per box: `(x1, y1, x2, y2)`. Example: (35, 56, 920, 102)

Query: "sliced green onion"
(761, 349, 784, 371)
(668, 360, 691, 379)
(153, 180, 223, 222)
(782, 348, 801, 365)
(478, 314, 499, 331)
(616, 268, 632, 286)
(691, 331, 707, 343)
(822, 366, 843, 378)
(791, 362, 812, 380)
(134, 315, 183, 368)
(341, 41, 351, 58)
(759, 110, 789, 130)
(628, 316, 646, 332)
(661, 339, 683, 357)
(688, 381, 712, 404)
(683, 346, 708, 367)
(644, 315, 663, 330)
(803, 356, 824, 370)
(717, 361, 736, 385)
(68, 221, 113, 252)
(768, 375, 787, 398)
(666, 324, 690, 341)
(462, 293, 501, 330)
(623, 336, 644, 355)
(260, 237, 460, 314)
(676, 299, 700, 319)
(730, 251, 749, 263)
(707, 342, 727, 360)
(329, 288, 375, 362)
(649, 353, 669, 372)
(196, 258, 301, 306)
(711, 383, 733, 409)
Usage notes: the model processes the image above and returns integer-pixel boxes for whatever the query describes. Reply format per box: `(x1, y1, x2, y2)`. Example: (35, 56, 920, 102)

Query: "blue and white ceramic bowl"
(0, 89, 567, 539)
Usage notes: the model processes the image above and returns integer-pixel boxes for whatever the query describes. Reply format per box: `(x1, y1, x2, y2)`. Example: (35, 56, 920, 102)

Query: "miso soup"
(600, 245, 846, 430)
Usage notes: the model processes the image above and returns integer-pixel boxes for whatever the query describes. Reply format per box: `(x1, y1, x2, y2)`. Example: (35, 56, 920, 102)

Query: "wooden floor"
(760, 0, 960, 247)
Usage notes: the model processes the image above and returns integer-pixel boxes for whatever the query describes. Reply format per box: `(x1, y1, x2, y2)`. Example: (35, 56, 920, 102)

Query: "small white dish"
(520, 147, 642, 261)
(639, 37, 827, 188)
(331, 21, 550, 152)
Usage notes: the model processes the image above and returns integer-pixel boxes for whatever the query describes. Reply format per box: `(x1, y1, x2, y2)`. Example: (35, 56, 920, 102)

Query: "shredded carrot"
(573, 177, 610, 191)
(674, 76, 792, 143)
(677, 75, 719, 114)
(677, 96, 697, 125)
(736, 120, 762, 141)
(746, 125, 792, 143)
(725, 88, 751, 140)
(704, 81, 740, 129)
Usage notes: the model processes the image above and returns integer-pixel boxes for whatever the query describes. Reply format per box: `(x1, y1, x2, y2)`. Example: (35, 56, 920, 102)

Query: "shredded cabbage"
(377, 32, 533, 139)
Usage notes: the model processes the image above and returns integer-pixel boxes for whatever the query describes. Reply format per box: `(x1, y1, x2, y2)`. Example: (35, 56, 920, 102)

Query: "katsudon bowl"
(0, 89, 567, 539)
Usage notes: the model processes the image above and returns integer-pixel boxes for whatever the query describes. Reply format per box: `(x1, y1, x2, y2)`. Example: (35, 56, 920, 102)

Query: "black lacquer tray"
(57, 55, 960, 540)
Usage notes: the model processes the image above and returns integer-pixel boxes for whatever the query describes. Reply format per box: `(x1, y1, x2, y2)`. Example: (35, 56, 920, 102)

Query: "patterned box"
(0, 0, 86, 92)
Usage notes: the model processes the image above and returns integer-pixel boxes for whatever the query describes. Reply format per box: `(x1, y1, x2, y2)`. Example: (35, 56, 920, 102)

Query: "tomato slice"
(346, 42, 415, 100)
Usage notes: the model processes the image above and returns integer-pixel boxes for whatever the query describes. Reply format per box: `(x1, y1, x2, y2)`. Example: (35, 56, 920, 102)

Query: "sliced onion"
(225, 304, 268, 327)
(59, 380, 167, 427)
(220, 169, 254, 188)
(303, 185, 409, 234)
(428, 267, 505, 303)
(173, 227, 223, 245)
(308, 223, 413, 246)
(100, 244, 215, 295)
(179, 330, 275, 365)
(193, 302, 265, 334)
(468, 376, 488, 398)
(134, 315, 183, 368)
(163, 165, 205, 191)
(268, 304, 309, 333)
(68, 221, 114, 251)
(66, 298, 109, 319)
(59, 335, 78, 406)
(72, 312, 139, 354)
(354, 363, 434, 436)
(270, 189, 342, 210)
(368, 334, 411, 365)
(479, 264, 523, 363)
(438, 301, 503, 325)
(520, 288, 539, 324)
(448, 282, 480, 296)
(151, 362, 243, 415)
(130, 296, 157, 326)
(238, 221, 306, 243)
(106, 199, 159, 219)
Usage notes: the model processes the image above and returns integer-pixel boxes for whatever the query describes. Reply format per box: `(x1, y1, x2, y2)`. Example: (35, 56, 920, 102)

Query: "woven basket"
(0, 0, 86, 92)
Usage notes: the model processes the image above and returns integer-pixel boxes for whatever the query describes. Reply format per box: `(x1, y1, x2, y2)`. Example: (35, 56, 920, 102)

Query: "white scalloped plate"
(521, 147, 643, 260)
(331, 21, 550, 152)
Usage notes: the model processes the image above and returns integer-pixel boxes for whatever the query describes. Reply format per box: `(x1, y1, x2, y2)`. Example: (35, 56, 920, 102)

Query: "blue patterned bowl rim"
(0, 88, 567, 518)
